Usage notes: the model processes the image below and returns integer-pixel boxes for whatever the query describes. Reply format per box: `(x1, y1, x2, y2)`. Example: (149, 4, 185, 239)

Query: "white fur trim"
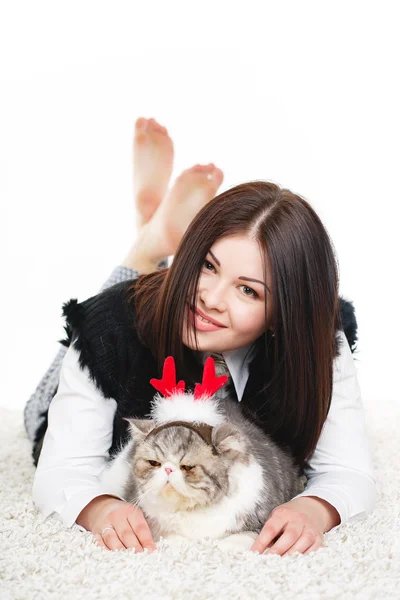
(148, 392, 226, 427)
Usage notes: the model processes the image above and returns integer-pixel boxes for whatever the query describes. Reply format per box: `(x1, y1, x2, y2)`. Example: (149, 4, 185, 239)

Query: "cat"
(99, 357, 306, 552)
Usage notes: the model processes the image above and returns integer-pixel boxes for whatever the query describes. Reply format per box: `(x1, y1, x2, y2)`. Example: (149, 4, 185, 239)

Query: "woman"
(26, 118, 376, 557)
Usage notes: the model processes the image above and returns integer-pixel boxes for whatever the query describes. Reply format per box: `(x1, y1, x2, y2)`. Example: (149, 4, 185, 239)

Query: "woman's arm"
(24, 257, 168, 444)
(32, 343, 126, 530)
(291, 329, 377, 526)
(251, 332, 376, 555)
(24, 265, 141, 444)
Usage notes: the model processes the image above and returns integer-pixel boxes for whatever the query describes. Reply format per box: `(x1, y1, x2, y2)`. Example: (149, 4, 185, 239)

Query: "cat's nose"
(165, 467, 173, 476)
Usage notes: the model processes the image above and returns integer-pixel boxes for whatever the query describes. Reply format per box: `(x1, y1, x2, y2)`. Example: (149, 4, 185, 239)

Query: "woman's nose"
(200, 287, 227, 312)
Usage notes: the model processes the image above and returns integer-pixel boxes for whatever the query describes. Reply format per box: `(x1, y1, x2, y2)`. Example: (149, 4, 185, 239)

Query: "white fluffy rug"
(1, 402, 399, 600)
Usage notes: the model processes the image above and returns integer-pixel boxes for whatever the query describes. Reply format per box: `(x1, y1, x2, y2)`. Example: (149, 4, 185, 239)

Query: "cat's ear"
(212, 423, 247, 460)
(123, 418, 154, 441)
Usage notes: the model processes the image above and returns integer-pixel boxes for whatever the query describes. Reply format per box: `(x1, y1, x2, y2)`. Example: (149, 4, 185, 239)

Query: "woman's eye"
(203, 260, 258, 298)
(203, 260, 215, 271)
(240, 285, 258, 298)
(180, 464, 195, 472)
(149, 460, 161, 467)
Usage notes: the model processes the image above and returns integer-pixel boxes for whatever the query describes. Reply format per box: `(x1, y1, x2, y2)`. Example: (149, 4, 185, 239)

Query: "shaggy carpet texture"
(1, 400, 399, 600)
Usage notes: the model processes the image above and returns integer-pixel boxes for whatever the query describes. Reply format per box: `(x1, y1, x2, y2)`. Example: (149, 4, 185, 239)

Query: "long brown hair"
(127, 181, 341, 469)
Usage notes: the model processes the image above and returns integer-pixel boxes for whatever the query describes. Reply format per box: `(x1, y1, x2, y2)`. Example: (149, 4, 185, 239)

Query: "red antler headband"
(138, 355, 229, 441)
(150, 355, 228, 400)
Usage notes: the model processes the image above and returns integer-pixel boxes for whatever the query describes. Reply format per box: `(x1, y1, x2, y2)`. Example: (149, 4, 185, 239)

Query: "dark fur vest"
(32, 280, 358, 468)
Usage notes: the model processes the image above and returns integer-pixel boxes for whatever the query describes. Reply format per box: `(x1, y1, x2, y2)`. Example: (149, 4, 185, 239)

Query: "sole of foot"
(143, 162, 224, 260)
(133, 117, 174, 229)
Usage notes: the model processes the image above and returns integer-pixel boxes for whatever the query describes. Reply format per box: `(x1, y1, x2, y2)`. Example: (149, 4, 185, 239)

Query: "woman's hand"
(250, 497, 328, 556)
(83, 496, 156, 552)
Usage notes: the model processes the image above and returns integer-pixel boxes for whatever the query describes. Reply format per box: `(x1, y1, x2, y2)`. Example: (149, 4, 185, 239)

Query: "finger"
(101, 527, 126, 551)
(250, 511, 287, 553)
(251, 527, 282, 553)
(264, 524, 305, 556)
(93, 534, 108, 549)
(127, 511, 156, 552)
(115, 518, 144, 552)
(304, 537, 324, 555)
(282, 528, 320, 556)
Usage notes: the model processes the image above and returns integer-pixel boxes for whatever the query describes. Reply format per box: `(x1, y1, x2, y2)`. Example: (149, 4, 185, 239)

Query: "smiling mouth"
(189, 305, 226, 328)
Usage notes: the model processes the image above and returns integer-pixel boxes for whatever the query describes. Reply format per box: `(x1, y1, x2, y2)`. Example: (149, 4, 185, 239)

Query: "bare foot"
(142, 163, 224, 261)
(133, 117, 174, 230)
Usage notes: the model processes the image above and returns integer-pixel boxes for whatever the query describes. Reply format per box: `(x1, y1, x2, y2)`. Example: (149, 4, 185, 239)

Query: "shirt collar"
(199, 340, 257, 402)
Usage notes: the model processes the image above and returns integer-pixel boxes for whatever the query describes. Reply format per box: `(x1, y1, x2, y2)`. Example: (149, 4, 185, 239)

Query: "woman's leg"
(24, 117, 224, 445)
(121, 164, 224, 272)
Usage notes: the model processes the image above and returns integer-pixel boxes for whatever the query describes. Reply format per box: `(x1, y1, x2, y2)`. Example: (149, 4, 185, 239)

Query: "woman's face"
(181, 234, 274, 353)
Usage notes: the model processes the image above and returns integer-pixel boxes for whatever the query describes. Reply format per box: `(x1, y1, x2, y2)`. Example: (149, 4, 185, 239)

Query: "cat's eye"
(148, 460, 161, 467)
(180, 464, 195, 472)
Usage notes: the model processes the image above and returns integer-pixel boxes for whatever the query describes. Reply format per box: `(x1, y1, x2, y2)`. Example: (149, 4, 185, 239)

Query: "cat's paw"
(162, 533, 189, 549)
(216, 531, 258, 552)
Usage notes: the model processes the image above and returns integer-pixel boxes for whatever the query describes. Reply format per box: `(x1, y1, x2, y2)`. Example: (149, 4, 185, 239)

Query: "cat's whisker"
(131, 484, 156, 509)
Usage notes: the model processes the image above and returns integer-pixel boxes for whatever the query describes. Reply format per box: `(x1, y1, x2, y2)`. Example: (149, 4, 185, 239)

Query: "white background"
(1, 1, 398, 411)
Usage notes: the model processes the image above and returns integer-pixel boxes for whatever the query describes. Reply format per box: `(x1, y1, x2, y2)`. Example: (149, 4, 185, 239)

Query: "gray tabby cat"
(99, 357, 306, 552)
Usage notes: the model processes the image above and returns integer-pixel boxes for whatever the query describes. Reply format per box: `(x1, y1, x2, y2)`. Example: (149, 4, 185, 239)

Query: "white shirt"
(32, 330, 376, 532)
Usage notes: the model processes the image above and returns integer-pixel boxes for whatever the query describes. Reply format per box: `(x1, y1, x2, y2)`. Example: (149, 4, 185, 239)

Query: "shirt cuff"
(57, 488, 128, 530)
(291, 470, 377, 526)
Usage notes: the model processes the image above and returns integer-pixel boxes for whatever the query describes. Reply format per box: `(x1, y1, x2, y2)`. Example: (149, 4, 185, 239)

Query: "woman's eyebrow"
(208, 250, 271, 293)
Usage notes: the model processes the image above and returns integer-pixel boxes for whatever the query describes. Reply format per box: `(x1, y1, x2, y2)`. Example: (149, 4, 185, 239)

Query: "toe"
(155, 123, 167, 135)
(148, 118, 165, 133)
(135, 117, 148, 130)
(211, 167, 224, 187)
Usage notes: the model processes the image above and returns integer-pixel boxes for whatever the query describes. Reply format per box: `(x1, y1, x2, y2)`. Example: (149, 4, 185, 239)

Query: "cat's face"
(124, 419, 249, 511)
